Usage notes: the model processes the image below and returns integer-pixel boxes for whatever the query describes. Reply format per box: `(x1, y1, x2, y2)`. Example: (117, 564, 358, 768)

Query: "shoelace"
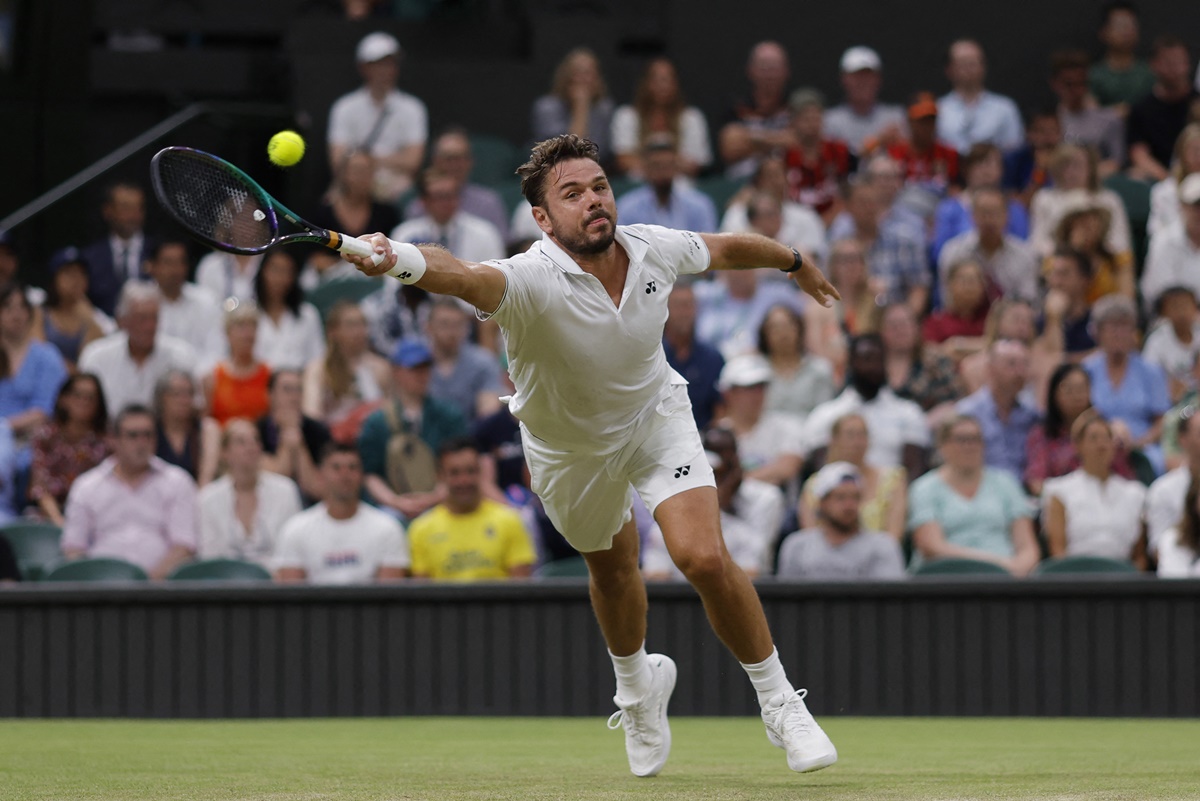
(772, 688, 815, 737)
(608, 704, 651, 743)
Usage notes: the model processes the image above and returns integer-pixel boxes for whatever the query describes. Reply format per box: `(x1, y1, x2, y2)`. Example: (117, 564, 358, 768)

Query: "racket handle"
(333, 232, 387, 266)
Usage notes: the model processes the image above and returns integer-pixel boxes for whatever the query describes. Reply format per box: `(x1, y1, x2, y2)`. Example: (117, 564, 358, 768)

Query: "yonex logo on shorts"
(645, 281, 657, 294)
(674, 465, 690, 478)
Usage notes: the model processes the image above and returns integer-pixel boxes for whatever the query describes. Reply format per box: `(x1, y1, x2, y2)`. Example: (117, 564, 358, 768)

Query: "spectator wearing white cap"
(776, 462, 906, 580)
(823, 46, 907, 157)
(1141, 173, 1200, 312)
(715, 353, 804, 492)
(327, 32, 428, 203)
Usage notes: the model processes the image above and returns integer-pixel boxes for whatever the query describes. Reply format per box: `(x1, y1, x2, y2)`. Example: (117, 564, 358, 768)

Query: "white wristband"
(385, 240, 428, 284)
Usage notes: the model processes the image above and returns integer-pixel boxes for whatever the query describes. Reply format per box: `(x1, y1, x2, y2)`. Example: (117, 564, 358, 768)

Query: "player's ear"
(531, 205, 553, 236)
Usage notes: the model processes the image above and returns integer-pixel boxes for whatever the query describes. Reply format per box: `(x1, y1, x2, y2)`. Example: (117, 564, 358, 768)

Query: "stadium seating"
(306, 276, 383, 321)
(534, 556, 589, 578)
(168, 559, 273, 581)
(911, 558, 1012, 577)
(469, 133, 523, 188)
(1032, 555, 1140, 576)
(696, 174, 747, 213)
(0, 521, 63, 581)
(43, 558, 149, 583)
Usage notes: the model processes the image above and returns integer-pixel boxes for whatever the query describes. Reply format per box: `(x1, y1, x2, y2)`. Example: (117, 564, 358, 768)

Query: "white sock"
(610, 644, 653, 704)
(741, 647, 795, 708)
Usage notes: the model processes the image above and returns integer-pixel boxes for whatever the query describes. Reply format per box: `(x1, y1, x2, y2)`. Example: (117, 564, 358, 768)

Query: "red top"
(922, 307, 989, 343)
(210, 362, 271, 425)
(887, 140, 959, 189)
(784, 140, 852, 214)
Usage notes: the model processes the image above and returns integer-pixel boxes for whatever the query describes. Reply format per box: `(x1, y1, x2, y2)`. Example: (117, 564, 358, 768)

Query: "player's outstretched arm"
(700, 231, 840, 309)
(346, 232, 508, 315)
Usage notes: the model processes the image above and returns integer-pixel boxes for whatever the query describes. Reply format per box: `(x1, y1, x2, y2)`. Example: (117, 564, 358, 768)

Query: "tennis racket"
(150, 146, 386, 266)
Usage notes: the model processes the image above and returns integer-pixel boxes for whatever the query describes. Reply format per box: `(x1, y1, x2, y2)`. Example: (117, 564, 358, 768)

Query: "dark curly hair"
(517, 134, 602, 208)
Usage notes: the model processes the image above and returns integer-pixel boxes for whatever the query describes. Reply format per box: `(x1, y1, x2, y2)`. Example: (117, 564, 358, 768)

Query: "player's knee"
(674, 546, 729, 587)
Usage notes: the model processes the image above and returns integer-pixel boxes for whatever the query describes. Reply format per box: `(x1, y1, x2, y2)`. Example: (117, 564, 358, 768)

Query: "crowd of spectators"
(4, 2, 1200, 584)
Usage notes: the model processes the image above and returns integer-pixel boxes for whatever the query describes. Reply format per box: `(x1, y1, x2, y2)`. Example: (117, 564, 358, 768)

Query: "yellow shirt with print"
(408, 498, 537, 580)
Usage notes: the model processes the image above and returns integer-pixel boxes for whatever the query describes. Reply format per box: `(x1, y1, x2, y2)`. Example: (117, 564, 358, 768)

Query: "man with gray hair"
(955, 338, 1041, 481)
(77, 281, 196, 414)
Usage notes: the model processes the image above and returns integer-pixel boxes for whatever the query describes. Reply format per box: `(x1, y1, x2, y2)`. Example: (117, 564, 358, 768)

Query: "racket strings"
(155, 152, 275, 250)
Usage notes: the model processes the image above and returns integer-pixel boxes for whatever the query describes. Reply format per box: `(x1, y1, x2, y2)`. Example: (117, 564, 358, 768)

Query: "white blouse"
(1156, 527, 1200, 577)
(254, 304, 326, 371)
(610, 105, 713, 169)
(1042, 469, 1145, 561)
(197, 472, 304, 567)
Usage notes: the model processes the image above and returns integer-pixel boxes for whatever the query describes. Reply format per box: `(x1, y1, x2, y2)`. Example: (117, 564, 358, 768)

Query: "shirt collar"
(539, 225, 647, 275)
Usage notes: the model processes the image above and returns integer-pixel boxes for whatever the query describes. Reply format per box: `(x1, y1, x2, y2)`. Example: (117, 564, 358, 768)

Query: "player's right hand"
(347, 233, 399, 276)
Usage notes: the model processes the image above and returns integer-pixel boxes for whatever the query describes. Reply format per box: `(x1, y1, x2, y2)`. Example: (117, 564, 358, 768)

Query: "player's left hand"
(790, 254, 841, 308)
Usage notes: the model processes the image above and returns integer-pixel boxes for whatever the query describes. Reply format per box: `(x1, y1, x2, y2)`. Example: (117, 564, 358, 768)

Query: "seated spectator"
(937, 39, 1024, 155)
(1151, 401, 1200, 557)
(154, 370, 219, 487)
(1026, 363, 1133, 497)
(617, 136, 718, 232)
(1029, 144, 1132, 261)
(253, 248, 325, 371)
(390, 169, 505, 264)
(960, 298, 1064, 404)
(720, 157, 827, 261)
(1040, 248, 1097, 357)
(611, 57, 713, 178)
(0, 421, 18, 523)
(884, 92, 959, 196)
(743, 192, 821, 265)
(1147, 123, 1200, 239)
(304, 149, 400, 290)
(358, 338, 466, 520)
(1084, 295, 1171, 474)
(828, 153, 926, 245)
(879, 302, 963, 413)
(932, 144, 1030, 262)
(532, 47, 615, 166)
(273, 442, 409, 584)
(197, 418, 302, 566)
(663, 278, 723, 431)
(643, 425, 785, 579)
(779, 461, 906, 580)
(405, 128, 508, 239)
(1143, 287, 1200, 402)
(362, 280, 433, 360)
(1052, 49, 1125, 177)
(327, 32, 427, 202)
(258, 368, 330, 503)
(0, 283, 68, 461)
(203, 302, 270, 427)
(718, 41, 793, 179)
(909, 415, 1040, 575)
(194, 249, 261, 305)
(956, 339, 1042, 482)
(407, 437, 536, 580)
(757, 304, 835, 420)
(782, 88, 852, 221)
(1042, 411, 1146, 564)
(1002, 109, 1063, 205)
(30, 248, 107, 368)
(1088, 2, 1155, 111)
(60, 404, 198, 578)
(1141, 174, 1200, 309)
(1156, 471, 1200, 577)
(923, 260, 991, 352)
(29, 373, 110, 526)
(694, 264, 801, 359)
(835, 177, 929, 316)
(803, 333, 930, 478)
(799, 413, 907, 541)
(823, 46, 907, 157)
(80, 182, 153, 317)
(1052, 202, 1132, 302)
(425, 297, 502, 425)
(144, 240, 223, 365)
(302, 301, 390, 443)
(938, 187, 1040, 303)
(801, 239, 877, 376)
(0, 531, 18, 581)
(1126, 36, 1198, 182)
(714, 353, 804, 491)
(78, 282, 196, 415)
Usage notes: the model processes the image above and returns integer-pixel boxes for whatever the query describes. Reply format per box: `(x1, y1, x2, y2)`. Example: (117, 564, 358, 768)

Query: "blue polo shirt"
(663, 337, 725, 431)
(955, 387, 1042, 481)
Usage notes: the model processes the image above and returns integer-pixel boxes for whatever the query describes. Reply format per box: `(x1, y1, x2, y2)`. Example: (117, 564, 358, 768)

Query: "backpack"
(382, 402, 438, 494)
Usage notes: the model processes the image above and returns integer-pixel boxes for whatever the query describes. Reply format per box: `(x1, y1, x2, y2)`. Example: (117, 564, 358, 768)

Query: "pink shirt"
(61, 456, 199, 571)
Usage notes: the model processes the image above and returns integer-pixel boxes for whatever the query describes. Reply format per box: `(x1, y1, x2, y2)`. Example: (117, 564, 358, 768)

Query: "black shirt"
(0, 534, 21, 581)
(257, 415, 332, 465)
(1127, 89, 1200, 168)
(471, 408, 525, 491)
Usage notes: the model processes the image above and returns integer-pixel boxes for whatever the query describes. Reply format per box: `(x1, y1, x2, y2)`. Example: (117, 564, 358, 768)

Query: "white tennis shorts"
(520, 384, 716, 553)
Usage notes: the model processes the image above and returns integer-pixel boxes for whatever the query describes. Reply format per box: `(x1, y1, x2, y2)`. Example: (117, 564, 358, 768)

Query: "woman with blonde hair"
(1029, 143, 1132, 258)
(531, 47, 615, 164)
(302, 300, 390, 443)
(1148, 123, 1200, 238)
(611, 57, 712, 178)
(203, 301, 271, 426)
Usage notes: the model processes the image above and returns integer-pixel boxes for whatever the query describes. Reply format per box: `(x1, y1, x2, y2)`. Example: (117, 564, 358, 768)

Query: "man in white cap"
(823, 46, 907, 156)
(1142, 173, 1200, 311)
(776, 462, 906, 580)
(327, 31, 428, 202)
(715, 353, 805, 491)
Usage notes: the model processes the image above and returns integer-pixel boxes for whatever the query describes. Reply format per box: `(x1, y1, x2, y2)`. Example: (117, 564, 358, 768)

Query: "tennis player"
(346, 134, 839, 778)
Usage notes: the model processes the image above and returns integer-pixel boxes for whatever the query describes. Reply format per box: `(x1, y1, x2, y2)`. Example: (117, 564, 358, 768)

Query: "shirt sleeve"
(1144, 360, 1173, 417)
(271, 517, 306, 572)
(906, 476, 940, 530)
(610, 105, 638, 156)
(637, 225, 711, 278)
(476, 254, 549, 330)
(997, 471, 1036, 521)
(165, 471, 200, 552)
(868, 536, 908, 580)
(377, 517, 410, 570)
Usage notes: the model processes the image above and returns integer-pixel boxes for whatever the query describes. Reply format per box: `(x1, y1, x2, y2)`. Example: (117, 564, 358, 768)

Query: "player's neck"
(561, 238, 627, 278)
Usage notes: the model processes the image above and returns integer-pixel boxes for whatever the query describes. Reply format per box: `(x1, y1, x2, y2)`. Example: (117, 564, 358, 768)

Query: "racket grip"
(334, 233, 387, 266)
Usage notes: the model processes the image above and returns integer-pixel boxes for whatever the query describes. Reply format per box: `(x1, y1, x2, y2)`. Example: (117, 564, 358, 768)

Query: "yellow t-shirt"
(408, 499, 537, 581)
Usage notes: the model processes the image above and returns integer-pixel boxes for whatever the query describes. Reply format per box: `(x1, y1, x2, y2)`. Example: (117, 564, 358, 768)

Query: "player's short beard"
(548, 208, 615, 256)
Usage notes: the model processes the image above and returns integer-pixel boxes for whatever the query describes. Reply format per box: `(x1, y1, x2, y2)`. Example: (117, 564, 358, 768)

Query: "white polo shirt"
(1145, 466, 1191, 555)
(272, 502, 409, 585)
(77, 332, 198, 414)
(327, 87, 428, 155)
(1042, 469, 1145, 560)
(480, 224, 710, 455)
(801, 387, 930, 467)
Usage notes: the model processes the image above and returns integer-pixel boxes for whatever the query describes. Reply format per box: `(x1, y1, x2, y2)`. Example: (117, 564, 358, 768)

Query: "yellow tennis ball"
(267, 130, 305, 167)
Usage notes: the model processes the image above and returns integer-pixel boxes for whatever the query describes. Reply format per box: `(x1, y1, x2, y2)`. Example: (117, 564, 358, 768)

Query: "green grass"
(1, 717, 1196, 800)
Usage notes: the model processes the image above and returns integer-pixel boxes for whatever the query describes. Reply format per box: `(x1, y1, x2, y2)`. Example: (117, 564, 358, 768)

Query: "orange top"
(210, 362, 271, 425)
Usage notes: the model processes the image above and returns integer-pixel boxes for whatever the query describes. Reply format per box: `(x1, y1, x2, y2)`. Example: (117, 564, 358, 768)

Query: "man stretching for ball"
(346, 134, 839, 777)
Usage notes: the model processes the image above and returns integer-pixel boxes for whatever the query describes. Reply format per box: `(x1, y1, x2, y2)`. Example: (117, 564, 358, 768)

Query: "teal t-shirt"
(907, 467, 1034, 568)
(1088, 60, 1156, 108)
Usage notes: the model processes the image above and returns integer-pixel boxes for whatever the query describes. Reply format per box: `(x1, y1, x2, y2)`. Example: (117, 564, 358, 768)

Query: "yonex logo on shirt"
(674, 465, 690, 478)
(645, 281, 657, 294)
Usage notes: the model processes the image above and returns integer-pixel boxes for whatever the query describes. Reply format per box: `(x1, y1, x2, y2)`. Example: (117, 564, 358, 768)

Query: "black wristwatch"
(781, 246, 804, 273)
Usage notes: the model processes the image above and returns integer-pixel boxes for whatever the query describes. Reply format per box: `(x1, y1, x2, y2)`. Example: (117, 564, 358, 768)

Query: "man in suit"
(82, 182, 153, 316)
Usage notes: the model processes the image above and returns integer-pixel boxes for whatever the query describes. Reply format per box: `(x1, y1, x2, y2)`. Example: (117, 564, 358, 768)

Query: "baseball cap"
(356, 32, 401, 64)
(47, 246, 88, 275)
(788, 87, 825, 113)
(390, 338, 433, 368)
(907, 92, 939, 120)
(811, 461, 862, 500)
(1180, 173, 1200, 206)
(841, 46, 882, 73)
(717, 353, 773, 391)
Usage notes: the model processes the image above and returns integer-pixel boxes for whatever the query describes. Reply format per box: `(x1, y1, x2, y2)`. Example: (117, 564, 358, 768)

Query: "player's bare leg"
(656, 486, 837, 774)
(584, 513, 676, 777)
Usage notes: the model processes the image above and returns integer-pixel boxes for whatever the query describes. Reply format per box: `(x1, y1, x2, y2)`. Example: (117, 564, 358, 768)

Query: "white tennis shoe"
(761, 688, 838, 773)
(606, 653, 677, 777)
